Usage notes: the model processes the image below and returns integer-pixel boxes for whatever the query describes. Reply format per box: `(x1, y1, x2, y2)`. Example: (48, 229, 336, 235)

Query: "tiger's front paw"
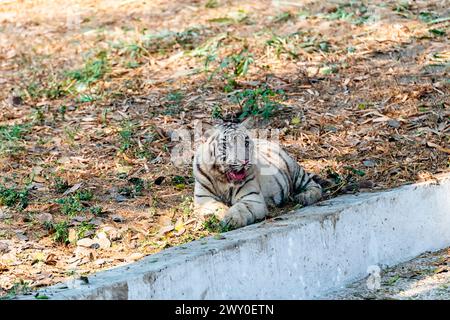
(294, 193, 308, 206)
(220, 204, 252, 229)
(196, 202, 228, 220)
(294, 189, 322, 206)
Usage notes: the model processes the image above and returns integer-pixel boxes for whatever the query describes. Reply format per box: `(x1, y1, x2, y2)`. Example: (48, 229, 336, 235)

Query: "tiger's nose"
(241, 160, 249, 165)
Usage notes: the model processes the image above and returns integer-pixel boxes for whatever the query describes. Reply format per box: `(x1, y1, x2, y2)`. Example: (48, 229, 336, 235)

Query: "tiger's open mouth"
(226, 169, 247, 182)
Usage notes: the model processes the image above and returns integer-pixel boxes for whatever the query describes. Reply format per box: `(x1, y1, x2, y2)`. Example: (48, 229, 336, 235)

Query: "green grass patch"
(44, 221, 70, 244)
(117, 121, 156, 159)
(75, 190, 94, 201)
(163, 91, 184, 115)
(429, 28, 446, 36)
(320, 63, 340, 75)
(325, 3, 370, 25)
(322, 166, 367, 195)
(41, 79, 71, 99)
(0, 124, 29, 156)
(24, 51, 110, 102)
(231, 86, 284, 120)
(118, 121, 135, 152)
(418, 11, 440, 23)
(266, 32, 333, 59)
(211, 105, 223, 119)
(53, 177, 70, 194)
(385, 275, 401, 286)
(0, 280, 31, 300)
(55, 196, 84, 216)
(76, 221, 95, 239)
(118, 177, 147, 198)
(75, 94, 98, 103)
(90, 206, 103, 215)
(273, 11, 294, 23)
(208, 10, 249, 25)
(190, 33, 226, 60)
(203, 215, 230, 233)
(54, 190, 93, 217)
(205, 0, 219, 8)
(0, 185, 29, 210)
(141, 27, 203, 53)
(66, 51, 109, 86)
(207, 49, 254, 92)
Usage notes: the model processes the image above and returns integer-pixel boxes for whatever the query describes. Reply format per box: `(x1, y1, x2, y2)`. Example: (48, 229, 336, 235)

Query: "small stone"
(129, 240, 139, 249)
(66, 277, 88, 289)
(158, 215, 173, 226)
(363, 160, 376, 167)
(0, 210, 12, 220)
(62, 183, 83, 196)
(90, 243, 100, 249)
(112, 215, 124, 223)
(76, 238, 94, 247)
(74, 246, 91, 258)
(71, 216, 87, 223)
(84, 230, 95, 238)
(159, 225, 174, 235)
(36, 213, 53, 223)
(16, 232, 28, 241)
(79, 256, 92, 265)
(150, 156, 163, 164)
(324, 125, 338, 132)
(44, 254, 58, 266)
(94, 259, 105, 266)
(114, 195, 128, 203)
(94, 237, 111, 249)
(0, 242, 9, 254)
(102, 227, 121, 241)
(89, 218, 102, 226)
(388, 119, 400, 128)
(68, 228, 77, 243)
(96, 232, 108, 239)
(67, 256, 81, 264)
(358, 180, 375, 189)
(173, 227, 186, 237)
(11, 95, 22, 106)
(79, 276, 89, 284)
(126, 252, 144, 262)
(154, 176, 165, 185)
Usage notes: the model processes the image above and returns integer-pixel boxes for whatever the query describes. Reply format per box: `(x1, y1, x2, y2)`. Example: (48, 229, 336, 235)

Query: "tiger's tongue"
(227, 170, 246, 181)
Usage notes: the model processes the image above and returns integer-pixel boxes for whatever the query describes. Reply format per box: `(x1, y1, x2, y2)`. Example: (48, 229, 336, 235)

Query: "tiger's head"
(203, 120, 255, 184)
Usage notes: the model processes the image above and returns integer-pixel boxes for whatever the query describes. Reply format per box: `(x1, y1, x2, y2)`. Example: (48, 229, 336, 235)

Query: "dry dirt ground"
(325, 247, 450, 300)
(0, 0, 448, 298)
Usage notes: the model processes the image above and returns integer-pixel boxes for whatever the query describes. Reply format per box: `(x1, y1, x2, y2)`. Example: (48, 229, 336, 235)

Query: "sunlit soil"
(0, 0, 448, 297)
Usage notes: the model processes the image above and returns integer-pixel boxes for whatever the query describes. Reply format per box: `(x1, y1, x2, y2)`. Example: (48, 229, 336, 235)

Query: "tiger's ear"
(202, 122, 216, 139)
(194, 120, 217, 144)
(239, 116, 257, 129)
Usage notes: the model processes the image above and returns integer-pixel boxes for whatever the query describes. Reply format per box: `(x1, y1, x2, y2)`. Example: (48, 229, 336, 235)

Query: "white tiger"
(193, 119, 322, 229)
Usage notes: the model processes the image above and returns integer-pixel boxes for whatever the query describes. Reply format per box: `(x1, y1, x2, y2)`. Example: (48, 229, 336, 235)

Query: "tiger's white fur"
(193, 121, 322, 228)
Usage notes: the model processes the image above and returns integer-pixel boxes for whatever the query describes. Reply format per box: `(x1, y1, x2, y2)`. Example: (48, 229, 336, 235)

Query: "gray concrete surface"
(22, 173, 450, 299)
(324, 247, 450, 300)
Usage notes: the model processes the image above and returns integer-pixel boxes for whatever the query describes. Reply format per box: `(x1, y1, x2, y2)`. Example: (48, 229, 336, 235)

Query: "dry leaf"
(62, 183, 83, 196)
(427, 142, 450, 154)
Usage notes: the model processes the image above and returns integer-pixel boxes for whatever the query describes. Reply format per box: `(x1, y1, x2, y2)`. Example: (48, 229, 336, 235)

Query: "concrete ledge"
(33, 173, 450, 299)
